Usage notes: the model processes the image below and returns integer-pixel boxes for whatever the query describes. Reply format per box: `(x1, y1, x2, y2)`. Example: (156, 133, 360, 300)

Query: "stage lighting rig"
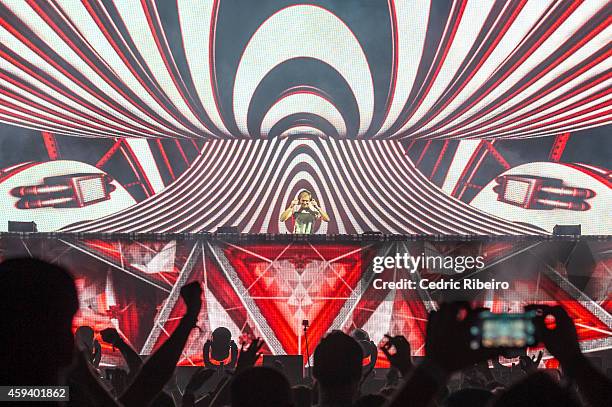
(553, 225, 582, 236)
(493, 175, 594, 211)
(11, 173, 115, 209)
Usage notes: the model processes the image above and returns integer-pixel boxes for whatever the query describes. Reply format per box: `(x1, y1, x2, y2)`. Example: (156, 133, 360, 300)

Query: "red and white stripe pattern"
(383, 0, 612, 140)
(0, 1, 609, 140)
(63, 138, 544, 234)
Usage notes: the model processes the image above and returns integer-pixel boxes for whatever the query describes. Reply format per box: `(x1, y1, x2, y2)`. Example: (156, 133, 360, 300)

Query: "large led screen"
(1, 236, 609, 368)
(0, 1, 610, 235)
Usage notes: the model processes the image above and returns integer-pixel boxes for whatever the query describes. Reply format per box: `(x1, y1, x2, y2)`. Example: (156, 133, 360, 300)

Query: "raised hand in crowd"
(205, 336, 266, 407)
(181, 281, 203, 319)
(100, 327, 143, 378)
(385, 302, 499, 407)
(64, 347, 121, 406)
(236, 337, 265, 372)
(519, 350, 543, 374)
(119, 281, 203, 407)
(526, 304, 612, 407)
(100, 327, 122, 346)
(0, 258, 121, 406)
(76, 326, 102, 369)
(380, 334, 413, 377)
(386, 302, 612, 407)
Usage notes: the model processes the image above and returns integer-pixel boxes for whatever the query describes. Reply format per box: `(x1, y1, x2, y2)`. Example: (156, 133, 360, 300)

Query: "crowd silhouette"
(0, 258, 610, 406)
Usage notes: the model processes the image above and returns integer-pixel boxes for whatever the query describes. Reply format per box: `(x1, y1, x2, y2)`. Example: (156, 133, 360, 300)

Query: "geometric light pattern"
(1, 236, 609, 367)
(0, 1, 609, 139)
(60, 138, 546, 234)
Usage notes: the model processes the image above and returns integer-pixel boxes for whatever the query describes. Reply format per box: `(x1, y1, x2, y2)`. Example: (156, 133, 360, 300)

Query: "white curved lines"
(111, 1, 211, 134)
(0, 109, 105, 139)
(261, 92, 346, 137)
(314, 141, 389, 232)
(0, 24, 161, 137)
(2, 2, 186, 137)
(373, 141, 510, 234)
(328, 141, 403, 232)
(137, 141, 239, 232)
(378, 0, 429, 135)
(345, 140, 452, 233)
(497, 115, 612, 140)
(335, 141, 425, 233)
(177, 0, 231, 136)
(233, 5, 374, 137)
(63, 139, 546, 235)
(53, 1, 196, 136)
(423, 0, 607, 137)
(0, 79, 109, 137)
(98, 140, 245, 233)
(407, 0, 553, 137)
(394, 0, 497, 133)
(380, 141, 539, 235)
(279, 126, 327, 139)
(167, 141, 273, 233)
(462, 82, 612, 139)
(496, 107, 612, 140)
(0, 1, 609, 140)
(0, 116, 76, 138)
(0, 62, 152, 138)
(0, 92, 114, 138)
(126, 139, 258, 233)
(181, 140, 281, 232)
(89, 139, 259, 232)
(442, 19, 612, 139)
(194, 140, 353, 233)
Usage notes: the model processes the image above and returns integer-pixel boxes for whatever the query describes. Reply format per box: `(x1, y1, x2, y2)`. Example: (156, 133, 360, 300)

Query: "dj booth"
(1, 232, 609, 374)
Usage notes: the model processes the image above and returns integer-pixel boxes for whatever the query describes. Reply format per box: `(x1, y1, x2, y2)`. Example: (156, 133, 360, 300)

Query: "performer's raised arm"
(280, 198, 298, 222)
(311, 199, 330, 222)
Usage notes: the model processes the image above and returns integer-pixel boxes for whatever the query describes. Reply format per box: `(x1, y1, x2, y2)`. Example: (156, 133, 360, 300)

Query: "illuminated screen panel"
(74, 176, 107, 205)
(1, 236, 609, 367)
(503, 179, 532, 206)
(0, 1, 609, 235)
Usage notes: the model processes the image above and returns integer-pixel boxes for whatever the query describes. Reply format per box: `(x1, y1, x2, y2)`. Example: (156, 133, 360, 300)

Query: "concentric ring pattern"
(63, 138, 545, 234)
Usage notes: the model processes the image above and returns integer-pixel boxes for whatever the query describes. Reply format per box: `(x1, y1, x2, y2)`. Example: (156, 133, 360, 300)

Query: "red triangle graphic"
(223, 243, 377, 358)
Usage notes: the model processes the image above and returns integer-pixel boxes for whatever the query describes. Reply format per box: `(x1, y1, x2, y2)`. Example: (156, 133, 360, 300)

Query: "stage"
(2, 233, 610, 372)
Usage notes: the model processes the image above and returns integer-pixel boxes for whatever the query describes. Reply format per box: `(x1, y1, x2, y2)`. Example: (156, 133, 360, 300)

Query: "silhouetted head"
(0, 258, 78, 385)
(230, 366, 293, 407)
(491, 372, 580, 407)
(444, 388, 493, 407)
(351, 328, 369, 342)
(313, 331, 362, 403)
(543, 368, 562, 383)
